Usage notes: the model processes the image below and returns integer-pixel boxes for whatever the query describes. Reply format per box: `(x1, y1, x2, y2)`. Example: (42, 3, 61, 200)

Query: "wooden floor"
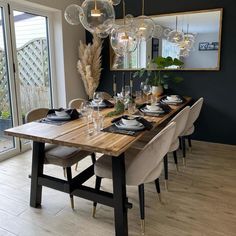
(0, 141, 235, 236)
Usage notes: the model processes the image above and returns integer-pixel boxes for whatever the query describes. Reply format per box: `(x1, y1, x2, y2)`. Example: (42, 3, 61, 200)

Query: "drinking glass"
(142, 85, 152, 103)
(140, 82, 145, 91)
(86, 113, 94, 135)
(93, 92, 103, 113)
(135, 91, 142, 104)
(128, 103, 136, 115)
(93, 113, 104, 133)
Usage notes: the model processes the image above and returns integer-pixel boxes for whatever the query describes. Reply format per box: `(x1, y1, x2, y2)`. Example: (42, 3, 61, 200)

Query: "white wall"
(183, 32, 219, 69)
(12, 0, 87, 107)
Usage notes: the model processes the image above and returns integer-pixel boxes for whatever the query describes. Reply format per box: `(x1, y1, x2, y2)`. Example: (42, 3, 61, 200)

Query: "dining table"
(4, 96, 191, 236)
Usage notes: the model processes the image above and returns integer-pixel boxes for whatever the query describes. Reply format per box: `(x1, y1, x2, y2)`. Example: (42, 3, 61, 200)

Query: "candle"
(130, 72, 133, 96)
(113, 74, 117, 96)
(122, 72, 125, 91)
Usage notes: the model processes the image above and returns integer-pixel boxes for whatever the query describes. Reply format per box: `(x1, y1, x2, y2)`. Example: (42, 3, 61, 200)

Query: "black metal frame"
(30, 141, 132, 236)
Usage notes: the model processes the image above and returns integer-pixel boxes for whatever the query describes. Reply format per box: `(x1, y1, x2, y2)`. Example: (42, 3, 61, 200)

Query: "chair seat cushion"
(169, 138, 179, 153)
(95, 148, 140, 181)
(44, 144, 92, 168)
(182, 125, 195, 136)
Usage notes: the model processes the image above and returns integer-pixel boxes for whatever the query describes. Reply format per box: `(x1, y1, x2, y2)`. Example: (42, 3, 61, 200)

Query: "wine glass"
(142, 85, 152, 103)
(93, 92, 103, 113)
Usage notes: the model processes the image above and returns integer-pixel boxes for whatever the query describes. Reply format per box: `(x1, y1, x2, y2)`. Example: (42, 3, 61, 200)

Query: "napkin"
(47, 108, 80, 120)
(111, 115, 153, 130)
(90, 99, 114, 108)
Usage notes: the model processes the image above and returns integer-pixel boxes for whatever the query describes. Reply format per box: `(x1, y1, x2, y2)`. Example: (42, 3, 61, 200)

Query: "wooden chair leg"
(92, 176, 102, 218)
(181, 137, 186, 166)
(138, 184, 145, 235)
(163, 155, 168, 190)
(173, 151, 179, 172)
(154, 178, 162, 202)
(66, 167, 74, 210)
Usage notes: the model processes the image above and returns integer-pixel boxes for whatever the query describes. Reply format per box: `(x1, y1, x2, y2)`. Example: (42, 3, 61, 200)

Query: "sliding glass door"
(0, 1, 53, 159)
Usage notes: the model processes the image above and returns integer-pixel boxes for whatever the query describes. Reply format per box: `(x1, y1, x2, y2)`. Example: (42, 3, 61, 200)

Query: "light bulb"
(168, 30, 184, 44)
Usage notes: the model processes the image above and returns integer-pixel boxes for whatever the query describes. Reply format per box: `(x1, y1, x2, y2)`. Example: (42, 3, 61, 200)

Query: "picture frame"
(199, 42, 219, 51)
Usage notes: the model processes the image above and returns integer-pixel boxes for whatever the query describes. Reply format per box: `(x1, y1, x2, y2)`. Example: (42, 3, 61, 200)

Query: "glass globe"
(163, 28, 171, 38)
(124, 14, 134, 25)
(134, 15, 155, 42)
(97, 31, 110, 38)
(80, 0, 115, 34)
(152, 24, 163, 38)
(109, 0, 121, 6)
(167, 30, 184, 44)
(64, 4, 83, 25)
(179, 49, 190, 57)
(110, 25, 137, 55)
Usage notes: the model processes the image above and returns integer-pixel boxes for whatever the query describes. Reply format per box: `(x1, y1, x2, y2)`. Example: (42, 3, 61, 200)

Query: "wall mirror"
(110, 9, 223, 71)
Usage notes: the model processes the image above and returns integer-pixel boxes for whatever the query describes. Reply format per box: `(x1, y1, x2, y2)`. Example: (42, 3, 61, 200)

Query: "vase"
(152, 86, 163, 96)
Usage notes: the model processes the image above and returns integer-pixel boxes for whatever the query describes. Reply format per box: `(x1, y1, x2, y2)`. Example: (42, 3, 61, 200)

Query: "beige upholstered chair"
(93, 122, 176, 234)
(68, 98, 85, 109)
(26, 108, 95, 209)
(101, 92, 112, 100)
(180, 98, 204, 159)
(163, 106, 190, 189)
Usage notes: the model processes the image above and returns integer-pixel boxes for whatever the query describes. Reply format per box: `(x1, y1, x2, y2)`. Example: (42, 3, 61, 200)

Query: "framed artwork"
(199, 42, 219, 51)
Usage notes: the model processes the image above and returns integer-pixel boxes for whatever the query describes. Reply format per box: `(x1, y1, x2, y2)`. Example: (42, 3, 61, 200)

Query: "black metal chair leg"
(154, 178, 162, 202)
(92, 176, 102, 217)
(179, 137, 182, 150)
(173, 151, 179, 171)
(163, 155, 168, 190)
(138, 184, 145, 234)
(91, 153, 96, 164)
(181, 136, 186, 166)
(187, 136, 192, 152)
(66, 167, 74, 210)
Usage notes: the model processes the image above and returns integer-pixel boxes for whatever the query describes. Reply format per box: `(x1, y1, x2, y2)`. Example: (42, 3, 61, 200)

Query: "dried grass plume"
(77, 35, 103, 99)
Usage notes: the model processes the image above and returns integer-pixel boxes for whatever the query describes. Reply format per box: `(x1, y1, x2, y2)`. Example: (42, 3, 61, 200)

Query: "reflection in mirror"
(110, 9, 222, 71)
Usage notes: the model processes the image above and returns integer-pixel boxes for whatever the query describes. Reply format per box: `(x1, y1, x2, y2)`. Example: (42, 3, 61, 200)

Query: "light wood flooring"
(0, 141, 235, 236)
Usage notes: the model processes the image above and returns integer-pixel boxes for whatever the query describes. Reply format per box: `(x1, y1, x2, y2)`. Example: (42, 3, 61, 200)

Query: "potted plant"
(133, 56, 184, 96)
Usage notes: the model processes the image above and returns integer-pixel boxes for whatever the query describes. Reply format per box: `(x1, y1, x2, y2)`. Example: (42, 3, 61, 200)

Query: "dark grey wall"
(86, 0, 236, 145)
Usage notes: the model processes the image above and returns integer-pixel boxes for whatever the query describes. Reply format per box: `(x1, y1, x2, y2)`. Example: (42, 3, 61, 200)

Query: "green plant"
(0, 111, 11, 119)
(106, 100, 125, 117)
(133, 56, 184, 87)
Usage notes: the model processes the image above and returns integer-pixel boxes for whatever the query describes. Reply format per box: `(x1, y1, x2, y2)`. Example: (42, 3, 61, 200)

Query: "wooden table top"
(5, 97, 191, 156)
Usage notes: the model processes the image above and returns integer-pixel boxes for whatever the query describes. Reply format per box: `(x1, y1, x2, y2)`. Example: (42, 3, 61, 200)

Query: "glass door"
(0, 1, 54, 159)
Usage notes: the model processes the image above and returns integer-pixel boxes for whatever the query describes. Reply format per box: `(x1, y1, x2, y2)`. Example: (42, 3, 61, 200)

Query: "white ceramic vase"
(152, 85, 163, 96)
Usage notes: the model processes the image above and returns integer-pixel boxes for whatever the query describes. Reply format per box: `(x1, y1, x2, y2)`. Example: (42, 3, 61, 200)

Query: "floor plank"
(0, 140, 235, 236)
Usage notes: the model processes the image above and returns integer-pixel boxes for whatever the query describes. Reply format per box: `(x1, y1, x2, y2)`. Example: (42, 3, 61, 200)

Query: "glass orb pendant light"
(167, 16, 184, 44)
(134, 0, 155, 42)
(64, 4, 83, 25)
(110, 0, 137, 55)
(79, 0, 116, 34)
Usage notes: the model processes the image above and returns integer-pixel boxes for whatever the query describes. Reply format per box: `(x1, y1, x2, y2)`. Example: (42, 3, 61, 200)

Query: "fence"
(0, 38, 50, 117)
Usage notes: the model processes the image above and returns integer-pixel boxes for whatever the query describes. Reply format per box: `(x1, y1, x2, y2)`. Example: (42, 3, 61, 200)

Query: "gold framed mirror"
(110, 8, 223, 71)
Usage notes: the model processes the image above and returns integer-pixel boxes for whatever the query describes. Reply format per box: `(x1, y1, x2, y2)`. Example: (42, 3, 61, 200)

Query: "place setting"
(89, 92, 114, 111)
(138, 102, 172, 117)
(102, 115, 153, 136)
(160, 95, 186, 105)
(38, 108, 81, 125)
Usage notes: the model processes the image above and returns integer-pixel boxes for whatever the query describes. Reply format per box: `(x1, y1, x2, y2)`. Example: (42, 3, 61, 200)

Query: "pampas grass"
(77, 35, 103, 99)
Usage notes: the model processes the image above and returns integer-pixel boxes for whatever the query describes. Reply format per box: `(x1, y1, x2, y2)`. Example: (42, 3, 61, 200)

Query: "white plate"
(47, 114, 71, 121)
(115, 121, 145, 131)
(162, 99, 182, 104)
(141, 107, 165, 114)
(90, 102, 106, 108)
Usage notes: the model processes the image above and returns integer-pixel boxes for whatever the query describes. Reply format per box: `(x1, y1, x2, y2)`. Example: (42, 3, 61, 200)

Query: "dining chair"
(26, 108, 95, 209)
(180, 98, 204, 162)
(93, 122, 176, 234)
(101, 92, 112, 100)
(68, 98, 85, 109)
(163, 106, 190, 189)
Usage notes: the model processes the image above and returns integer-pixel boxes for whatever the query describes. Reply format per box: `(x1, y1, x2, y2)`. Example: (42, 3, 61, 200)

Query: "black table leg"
(30, 141, 45, 208)
(112, 154, 128, 236)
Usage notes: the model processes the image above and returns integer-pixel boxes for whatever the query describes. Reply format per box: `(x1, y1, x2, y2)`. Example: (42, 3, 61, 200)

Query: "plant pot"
(0, 118, 12, 137)
(152, 86, 163, 96)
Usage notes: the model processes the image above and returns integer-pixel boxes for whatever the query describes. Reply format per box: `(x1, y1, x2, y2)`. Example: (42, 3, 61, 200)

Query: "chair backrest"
(126, 122, 176, 186)
(26, 108, 49, 123)
(68, 98, 85, 109)
(169, 106, 190, 142)
(185, 98, 204, 132)
(101, 92, 112, 100)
